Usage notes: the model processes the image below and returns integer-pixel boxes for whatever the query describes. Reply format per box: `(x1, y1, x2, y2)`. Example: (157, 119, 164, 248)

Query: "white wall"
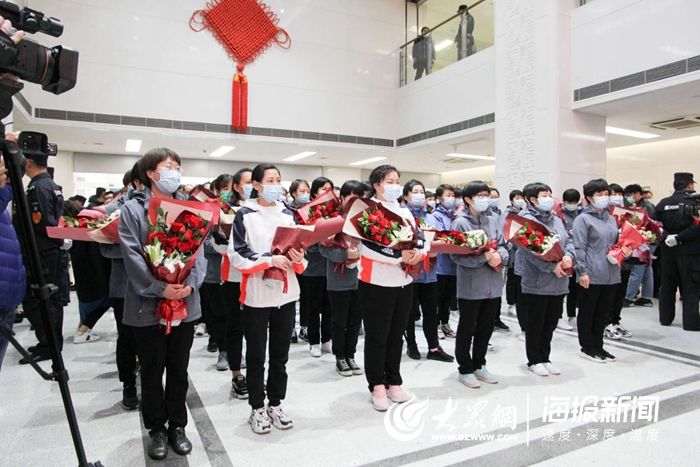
(441, 164, 495, 187)
(572, 0, 700, 89)
(25, 0, 404, 138)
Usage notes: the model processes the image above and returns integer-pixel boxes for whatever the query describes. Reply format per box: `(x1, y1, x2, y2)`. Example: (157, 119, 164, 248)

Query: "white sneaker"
(557, 318, 573, 331)
(458, 373, 481, 388)
(267, 405, 294, 430)
(615, 324, 632, 338)
(73, 329, 101, 344)
(529, 363, 549, 376)
(507, 305, 516, 317)
(543, 362, 561, 375)
(475, 368, 498, 384)
(310, 345, 322, 358)
(604, 324, 622, 340)
(372, 385, 390, 412)
(194, 323, 207, 337)
(321, 341, 332, 354)
(487, 343, 495, 352)
(249, 408, 271, 434)
(567, 317, 577, 328)
(441, 323, 457, 338)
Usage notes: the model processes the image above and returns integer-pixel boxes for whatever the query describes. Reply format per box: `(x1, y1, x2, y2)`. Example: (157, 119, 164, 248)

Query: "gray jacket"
(572, 206, 621, 286)
(119, 188, 207, 327)
(319, 245, 358, 292)
(518, 207, 575, 296)
(203, 231, 228, 284)
(450, 210, 508, 300)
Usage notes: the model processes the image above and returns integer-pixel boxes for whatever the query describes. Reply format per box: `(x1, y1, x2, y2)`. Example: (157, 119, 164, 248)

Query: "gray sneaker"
(216, 351, 228, 371)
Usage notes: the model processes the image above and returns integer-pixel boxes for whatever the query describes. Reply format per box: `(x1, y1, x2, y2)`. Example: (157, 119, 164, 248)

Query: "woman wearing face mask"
(221, 168, 252, 399)
(432, 184, 459, 339)
(303, 177, 334, 358)
(519, 183, 575, 376)
(426, 191, 436, 213)
(120, 148, 206, 460)
(450, 181, 509, 389)
(287, 179, 311, 343)
(230, 163, 306, 434)
(319, 181, 366, 377)
(573, 179, 632, 364)
(503, 190, 526, 325)
(606, 183, 634, 341)
(560, 189, 583, 331)
(359, 165, 423, 411)
(488, 188, 502, 215)
(403, 180, 454, 363)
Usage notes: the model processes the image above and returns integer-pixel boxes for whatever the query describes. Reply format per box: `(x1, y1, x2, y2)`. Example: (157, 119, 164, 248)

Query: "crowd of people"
(0, 143, 698, 461)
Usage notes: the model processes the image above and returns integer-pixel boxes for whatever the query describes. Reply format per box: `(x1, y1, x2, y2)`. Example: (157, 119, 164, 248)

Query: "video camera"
(680, 192, 700, 220)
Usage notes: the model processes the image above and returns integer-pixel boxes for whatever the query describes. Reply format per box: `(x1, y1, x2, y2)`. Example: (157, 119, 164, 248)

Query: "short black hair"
(562, 189, 581, 203)
(310, 177, 334, 198)
(249, 163, 280, 199)
(95, 187, 106, 197)
(583, 179, 610, 200)
(623, 184, 643, 196)
(462, 181, 490, 199)
(138, 148, 181, 189)
(435, 184, 454, 198)
(402, 179, 425, 197)
(609, 183, 623, 195)
(509, 189, 523, 202)
(489, 187, 500, 196)
(426, 191, 435, 198)
(523, 182, 552, 204)
(368, 164, 400, 196)
(71, 195, 86, 204)
(458, 4, 468, 12)
(212, 174, 233, 194)
(340, 180, 366, 198)
(129, 162, 142, 189)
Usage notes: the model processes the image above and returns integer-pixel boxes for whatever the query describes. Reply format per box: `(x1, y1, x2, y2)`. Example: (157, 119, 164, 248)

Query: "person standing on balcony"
(456, 4, 475, 61)
(412, 26, 435, 80)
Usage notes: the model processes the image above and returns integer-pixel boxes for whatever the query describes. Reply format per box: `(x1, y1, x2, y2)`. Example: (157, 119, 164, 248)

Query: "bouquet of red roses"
(145, 198, 219, 334)
(293, 189, 343, 225)
(428, 229, 496, 255)
(609, 206, 661, 265)
(607, 221, 648, 267)
(47, 208, 121, 244)
(189, 184, 238, 238)
(343, 198, 416, 249)
(503, 212, 572, 275)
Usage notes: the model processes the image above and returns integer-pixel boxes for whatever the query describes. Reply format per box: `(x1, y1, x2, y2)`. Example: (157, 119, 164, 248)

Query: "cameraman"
(655, 172, 700, 331)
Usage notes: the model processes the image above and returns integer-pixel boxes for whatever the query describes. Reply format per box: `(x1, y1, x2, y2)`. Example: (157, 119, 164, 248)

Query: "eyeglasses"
(161, 164, 181, 172)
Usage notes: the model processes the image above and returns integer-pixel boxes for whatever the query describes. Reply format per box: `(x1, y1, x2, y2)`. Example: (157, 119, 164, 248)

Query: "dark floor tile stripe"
(186, 377, 234, 467)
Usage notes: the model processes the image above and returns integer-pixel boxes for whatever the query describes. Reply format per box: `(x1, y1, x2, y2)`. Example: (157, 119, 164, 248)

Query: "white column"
(494, 0, 606, 197)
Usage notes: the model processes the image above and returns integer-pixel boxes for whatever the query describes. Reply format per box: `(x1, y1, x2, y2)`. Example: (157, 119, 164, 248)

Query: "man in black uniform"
(13, 142, 66, 363)
(655, 172, 700, 331)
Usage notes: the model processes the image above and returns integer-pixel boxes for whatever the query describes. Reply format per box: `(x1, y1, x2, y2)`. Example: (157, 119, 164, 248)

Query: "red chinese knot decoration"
(190, 0, 291, 130)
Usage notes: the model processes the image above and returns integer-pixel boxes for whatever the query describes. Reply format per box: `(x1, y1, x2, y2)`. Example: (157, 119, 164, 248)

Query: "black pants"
(82, 301, 110, 329)
(577, 284, 616, 353)
(414, 64, 430, 80)
(565, 275, 579, 318)
(437, 274, 456, 325)
(222, 282, 244, 371)
(297, 274, 308, 328)
(23, 248, 64, 354)
(505, 267, 520, 306)
(455, 298, 499, 374)
(516, 278, 529, 332)
(303, 276, 331, 345)
(243, 302, 295, 410)
(610, 269, 632, 325)
(111, 298, 137, 387)
(405, 282, 440, 350)
(132, 321, 194, 432)
(328, 289, 362, 359)
(360, 282, 412, 392)
(659, 247, 700, 330)
(524, 294, 564, 366)
(200, 282, 227, 350)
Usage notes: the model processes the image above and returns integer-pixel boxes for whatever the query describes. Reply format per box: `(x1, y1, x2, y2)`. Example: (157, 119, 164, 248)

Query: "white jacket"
(229, 199, 306, 308)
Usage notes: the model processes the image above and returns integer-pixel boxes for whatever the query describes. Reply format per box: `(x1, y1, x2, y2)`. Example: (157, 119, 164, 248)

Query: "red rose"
(372, 233, 381, 242)
(381, 237, 390, 245)
(367, 214, 378, 223)
(331, 211, 340, 218)
(375, 209, 384, 219)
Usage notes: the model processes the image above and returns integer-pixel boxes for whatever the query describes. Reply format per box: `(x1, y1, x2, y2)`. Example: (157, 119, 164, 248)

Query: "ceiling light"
(125, 139, 142, 153)
(435, 40, 453, 51)
(284, 151, 317, 162)
(445, 153, 495, 160)
(209, 145, 235, 157)
(349, 156, 386, 166)
(605, 126, 659, 139)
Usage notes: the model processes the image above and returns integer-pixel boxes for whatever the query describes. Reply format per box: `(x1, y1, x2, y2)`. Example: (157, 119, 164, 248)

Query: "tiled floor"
(1, 295, 698, 467)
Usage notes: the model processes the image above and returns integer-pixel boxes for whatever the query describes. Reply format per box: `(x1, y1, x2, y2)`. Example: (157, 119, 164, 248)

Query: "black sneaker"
(207, 342, 218, 353)
(121, 386, 139, 410)
(494, 320, 510, 332)
(290, 329, 298, 344)
(634, 298, 654, 307)
(407, 344, 421, 360)
(168, 426, 192, 456)
(579, 349, 606, 363)
(427, 346, 455, 362)
(299, 326, 309, 343)
(13, 311, 24, 324)
(231, 375, 249, 399)
(336, 358, 353, 377)
(598, 348, 616, 361)
(346, 357, 363, 375)
(19, 352, 51, 365)
(148, 429, 168, 460)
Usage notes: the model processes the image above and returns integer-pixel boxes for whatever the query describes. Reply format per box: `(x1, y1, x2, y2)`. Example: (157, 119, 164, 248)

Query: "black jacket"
(13, 172, 64, 254)
(655, 190, 700, 254)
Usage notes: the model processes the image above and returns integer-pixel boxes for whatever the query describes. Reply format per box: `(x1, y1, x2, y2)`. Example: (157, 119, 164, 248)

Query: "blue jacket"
(428, 204, 456, 276)
(409, 205, 437, 283)
(0, 186, 25, 309)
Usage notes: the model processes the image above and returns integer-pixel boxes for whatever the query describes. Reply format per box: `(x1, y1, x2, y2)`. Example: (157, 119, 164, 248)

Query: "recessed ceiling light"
(435, 40, 454, 51)
(349, 156, 386, 166)
(209, 145, 235, 158)
(445, 153, 495, 160)
(125, 139, 142, 153)
(605, 126, 659, 139)
(284, 151, 317, 162)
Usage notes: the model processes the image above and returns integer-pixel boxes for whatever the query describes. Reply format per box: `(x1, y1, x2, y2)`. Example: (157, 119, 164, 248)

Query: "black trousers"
(328, 289, 362, 359)
(610, 269, 632, 325)
(23, 248, 64, 354)
(455, 298, 499, 374)
(505, 267, 520, 306)
(243, 302, 295, 410)
(437, 274, 456, 325)
(414, 63, 430, 80)
(360, 282, 412, 392)
(297, 274, 308, 328)
(303, 276, 331, 345)
(516, 279, 529, 332)
(200, 282, 227, 350)
(524, 294, 564, 366)
(577, 284, 616, 353)
(565, 275, 579, 318)
(111, 298, 137, 387)
(222, 282, 244, 371)
(132, 321, 194, 432)
(405, 282, 440, 349)
(659, 247, 700, 330)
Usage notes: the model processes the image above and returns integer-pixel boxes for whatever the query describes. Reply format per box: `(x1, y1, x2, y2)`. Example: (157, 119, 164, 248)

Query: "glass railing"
(399, 0, 494, 87)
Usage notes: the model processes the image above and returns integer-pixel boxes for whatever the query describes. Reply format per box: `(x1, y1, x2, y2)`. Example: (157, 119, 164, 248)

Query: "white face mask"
(610, 195, 624, 207)
(593, 195, 610, 210)
(427, 200, 436, 209)
(472, 196, 490, 213)
(513, 199, 527, 210)
(563, 203, 579, 212)
(382, 183, 403, 202)
(409, 193, 426, 208)
(536, 196, 555, 212)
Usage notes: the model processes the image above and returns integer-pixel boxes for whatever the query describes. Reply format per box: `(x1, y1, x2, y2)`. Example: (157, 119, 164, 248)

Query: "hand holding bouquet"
(48, 209, 121, 244)
(343, 198, 416, 250)
(607, 221, 647, 267)
(503, 213, 572, 275)
(429, 229, 496, 254)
